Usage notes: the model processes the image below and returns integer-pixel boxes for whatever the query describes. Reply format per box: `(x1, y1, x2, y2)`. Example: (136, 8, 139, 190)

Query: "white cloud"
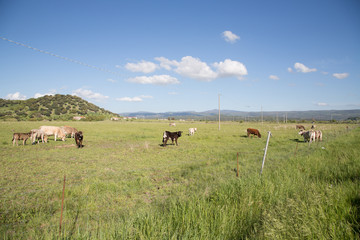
(294, 62, 317, 73)
(127, 75, 180, 85)
(269, 75, 280, 80)
(107, 78, 117, 83)
(127, 56, 248, 82)
(34, 89, 56, 98)
(333, 73, 349, 79)
(316, 102, 328, 106)
(155, 57, 179, 71)
(287, 67, 293, 73)
(5, 92, 26, 100)
(116, 97, 143, 102)
(222, 31, 240, 43)
(175, 56, 217, 81)
(116, 95, 153, 102)
(72, 88, 109, 101)
(125, 60, 158, 73)
(213, 59, 248, 80)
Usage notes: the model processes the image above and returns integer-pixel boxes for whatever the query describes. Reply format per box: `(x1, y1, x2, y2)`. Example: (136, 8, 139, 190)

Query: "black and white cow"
(162, 131, 183, 146)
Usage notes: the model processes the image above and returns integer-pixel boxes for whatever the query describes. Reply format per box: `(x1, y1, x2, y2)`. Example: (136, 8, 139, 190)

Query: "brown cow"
(12, 132, 31, 146)
(75, 131, 84, 148)
(247, 128, 261, 138)
(296, 125, 305, 130)
(61, 126, 78, 138)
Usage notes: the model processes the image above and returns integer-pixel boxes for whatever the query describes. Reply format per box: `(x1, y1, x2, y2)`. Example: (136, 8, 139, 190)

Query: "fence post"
(59, 175, 66, 237)
(260, 131, 271, 175)
(294, 142, 299, 157)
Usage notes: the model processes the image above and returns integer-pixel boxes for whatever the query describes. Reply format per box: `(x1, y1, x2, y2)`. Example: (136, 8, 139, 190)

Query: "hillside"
(0, 94, 119, 121)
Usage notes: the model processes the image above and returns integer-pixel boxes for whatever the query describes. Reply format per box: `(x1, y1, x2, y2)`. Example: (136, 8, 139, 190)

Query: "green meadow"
(0, 120, 359, 239)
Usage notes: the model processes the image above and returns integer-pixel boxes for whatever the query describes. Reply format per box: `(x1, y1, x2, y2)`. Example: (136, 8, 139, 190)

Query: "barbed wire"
(0, 36, 122, 76)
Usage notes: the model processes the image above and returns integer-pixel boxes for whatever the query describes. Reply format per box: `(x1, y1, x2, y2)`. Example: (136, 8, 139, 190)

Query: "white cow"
(314, 130, 322, 141)
(299, 130, 316, 143)
(188, 128, 197, 136)
(39, 126, 66, 141)
(169, 123, 176, 127)
(30, 129, 48, 144)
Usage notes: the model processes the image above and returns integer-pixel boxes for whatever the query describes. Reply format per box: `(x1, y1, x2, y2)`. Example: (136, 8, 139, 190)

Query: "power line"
(0, 36, 121, 76)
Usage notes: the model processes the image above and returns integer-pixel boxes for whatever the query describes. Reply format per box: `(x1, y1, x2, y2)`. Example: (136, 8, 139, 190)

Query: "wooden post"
(236, 152, 239, 177)
(260, 131, 271, 175)
(59, 175, 66, 237)
(294, 142, 299, 157)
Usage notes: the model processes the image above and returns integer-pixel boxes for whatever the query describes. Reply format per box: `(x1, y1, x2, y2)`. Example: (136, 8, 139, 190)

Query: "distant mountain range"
(120, 109, 360, 121)
(1, 94, 358, 122)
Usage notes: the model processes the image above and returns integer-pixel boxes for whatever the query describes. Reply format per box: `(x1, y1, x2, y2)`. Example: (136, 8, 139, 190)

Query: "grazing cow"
(188, 128, 197, 136)
(296, 125, 306, 130)
(162, 131, 183, 146)
(39, 126, 66, 141)
(247, 128, 261, 138)
(298, 130, 316, 143)
(30, 129, 48, 144)
(61, 126, 78, 138)
(311, 125, 316, 129)
(169, 123, 176, 127)
(314, 130, 322, 141)
(12, 132, 31, 146)
(75, 131, 84, 148)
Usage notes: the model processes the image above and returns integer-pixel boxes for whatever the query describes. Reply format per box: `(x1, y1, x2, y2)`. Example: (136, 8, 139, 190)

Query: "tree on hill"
(0, 94, 119, 121)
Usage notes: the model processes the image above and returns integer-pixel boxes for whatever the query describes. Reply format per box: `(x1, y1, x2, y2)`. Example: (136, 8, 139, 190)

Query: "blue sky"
(1, 0, 359, 113)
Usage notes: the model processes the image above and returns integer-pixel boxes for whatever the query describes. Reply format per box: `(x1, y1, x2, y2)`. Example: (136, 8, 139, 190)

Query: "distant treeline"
(125, 109, 360, 122)
(0, 94, 119, 121)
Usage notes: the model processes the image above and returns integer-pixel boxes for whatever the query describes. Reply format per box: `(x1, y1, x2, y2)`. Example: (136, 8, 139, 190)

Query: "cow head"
(178, 131, 183, 137)
(162, 131, 167, 143)
(76, 131, 83, 141)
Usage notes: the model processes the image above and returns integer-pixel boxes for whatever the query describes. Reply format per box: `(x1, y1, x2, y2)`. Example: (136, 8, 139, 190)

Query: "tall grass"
(0, 121, 359, 239)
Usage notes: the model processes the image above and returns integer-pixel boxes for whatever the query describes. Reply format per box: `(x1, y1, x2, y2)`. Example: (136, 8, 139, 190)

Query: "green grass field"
(1, 120, 359, 239)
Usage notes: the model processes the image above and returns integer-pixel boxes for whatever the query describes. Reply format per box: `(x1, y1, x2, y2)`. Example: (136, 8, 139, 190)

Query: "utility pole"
(218, 94, 221, 131)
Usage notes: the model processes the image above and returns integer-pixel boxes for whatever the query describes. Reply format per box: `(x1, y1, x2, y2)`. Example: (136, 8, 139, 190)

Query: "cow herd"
(11, 123, 323, 148)
(12, 125, 84, 148)
(161, 125, 323, 147)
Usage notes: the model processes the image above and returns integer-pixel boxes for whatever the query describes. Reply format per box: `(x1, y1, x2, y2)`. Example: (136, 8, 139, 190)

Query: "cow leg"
(164, 137, 169, 146)
(175, 137, 178, 146)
